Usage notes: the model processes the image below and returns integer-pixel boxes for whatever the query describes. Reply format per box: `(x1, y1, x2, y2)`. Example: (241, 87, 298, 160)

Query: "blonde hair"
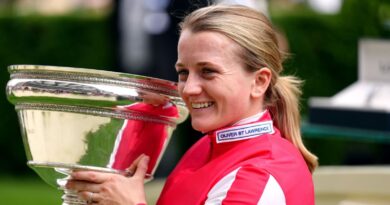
(180, 4, 318, 172)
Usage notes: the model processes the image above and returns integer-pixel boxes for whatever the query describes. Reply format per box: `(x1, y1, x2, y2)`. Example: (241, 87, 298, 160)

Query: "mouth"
(191, 102, 214, 109)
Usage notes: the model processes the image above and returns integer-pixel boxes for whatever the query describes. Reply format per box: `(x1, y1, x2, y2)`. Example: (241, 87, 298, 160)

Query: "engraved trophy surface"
(6, 65, 189, 205)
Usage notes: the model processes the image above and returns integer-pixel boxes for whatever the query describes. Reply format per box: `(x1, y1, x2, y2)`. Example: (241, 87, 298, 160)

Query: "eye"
(176, 69, 188, 82)
(201, 68, 217, 77)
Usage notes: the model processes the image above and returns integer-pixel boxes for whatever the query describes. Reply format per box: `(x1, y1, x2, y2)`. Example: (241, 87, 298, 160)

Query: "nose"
(181, 74, 202, 96)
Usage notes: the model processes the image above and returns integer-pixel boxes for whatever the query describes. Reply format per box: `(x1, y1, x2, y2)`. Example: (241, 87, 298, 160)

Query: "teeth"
(192, 102, 213, 109)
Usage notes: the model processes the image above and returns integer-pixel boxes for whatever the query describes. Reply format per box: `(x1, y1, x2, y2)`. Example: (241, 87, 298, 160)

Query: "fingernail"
(70, 173, 76, 178)
(126, 169, 134, 176)
(145, 156, 150, 164)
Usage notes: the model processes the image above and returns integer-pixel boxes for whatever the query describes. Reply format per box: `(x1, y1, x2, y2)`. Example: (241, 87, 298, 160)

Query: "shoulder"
(205, 165, 286, 205)
(266, 130, 307, 168)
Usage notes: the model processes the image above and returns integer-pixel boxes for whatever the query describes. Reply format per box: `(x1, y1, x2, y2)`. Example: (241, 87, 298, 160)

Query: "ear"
(251, 67, 272, 99)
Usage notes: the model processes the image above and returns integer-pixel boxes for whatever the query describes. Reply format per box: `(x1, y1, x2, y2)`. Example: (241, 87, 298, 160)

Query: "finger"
(70, 171, 110, 184)
(133, 155, 150, 179)
(65, 180, 101, 193)
(78, 191, 102, 203)
(126, 154, 146, 176)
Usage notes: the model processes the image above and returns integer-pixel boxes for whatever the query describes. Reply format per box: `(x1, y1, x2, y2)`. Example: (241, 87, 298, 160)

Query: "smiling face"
(176, 30, 264, 133)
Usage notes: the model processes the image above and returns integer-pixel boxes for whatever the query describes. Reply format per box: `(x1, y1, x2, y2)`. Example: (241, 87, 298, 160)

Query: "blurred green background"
(0, 0, 389, 204)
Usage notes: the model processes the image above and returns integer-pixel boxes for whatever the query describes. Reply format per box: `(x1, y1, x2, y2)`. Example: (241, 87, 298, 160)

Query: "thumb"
(133, 155, 150, 179)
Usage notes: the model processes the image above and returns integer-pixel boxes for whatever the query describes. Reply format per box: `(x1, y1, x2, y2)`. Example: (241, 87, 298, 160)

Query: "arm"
(66, 154, 150, 205)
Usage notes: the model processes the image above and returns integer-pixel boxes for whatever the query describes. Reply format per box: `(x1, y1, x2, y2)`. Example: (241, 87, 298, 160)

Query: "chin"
(191, 121, 214, 133)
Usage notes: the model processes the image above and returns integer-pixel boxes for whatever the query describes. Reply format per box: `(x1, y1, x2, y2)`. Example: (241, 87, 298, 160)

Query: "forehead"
(177, 30, 241, 62)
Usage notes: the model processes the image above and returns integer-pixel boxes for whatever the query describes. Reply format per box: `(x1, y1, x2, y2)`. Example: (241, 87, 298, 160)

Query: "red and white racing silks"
(157, 110, 314, 205)
(107, 102, 178, 175)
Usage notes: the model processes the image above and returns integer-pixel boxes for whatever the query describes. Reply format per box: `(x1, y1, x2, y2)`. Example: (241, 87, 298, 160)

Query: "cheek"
(221, 99, 240, 116)
(220, 87, 251, 113)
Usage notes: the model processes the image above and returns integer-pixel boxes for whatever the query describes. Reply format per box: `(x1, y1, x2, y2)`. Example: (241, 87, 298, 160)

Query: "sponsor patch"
(216, 121, 274, 143)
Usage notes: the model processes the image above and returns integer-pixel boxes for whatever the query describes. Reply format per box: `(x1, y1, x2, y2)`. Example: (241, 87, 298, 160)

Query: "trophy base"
(56, 168, 87, 205)
(28, 162, 124, 205)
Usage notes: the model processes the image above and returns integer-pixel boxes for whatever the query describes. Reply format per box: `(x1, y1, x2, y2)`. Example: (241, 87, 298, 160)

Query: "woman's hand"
(66, 154, 150, 205)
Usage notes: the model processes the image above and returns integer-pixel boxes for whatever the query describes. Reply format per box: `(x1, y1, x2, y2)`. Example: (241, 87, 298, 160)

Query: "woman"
(66, 4, 318, 205)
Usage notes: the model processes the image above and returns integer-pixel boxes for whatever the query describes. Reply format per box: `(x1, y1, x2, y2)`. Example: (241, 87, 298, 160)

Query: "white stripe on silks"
(257, 175, 286, 205)
(107, 119, 128, 168)
(204, 167, 241, 205)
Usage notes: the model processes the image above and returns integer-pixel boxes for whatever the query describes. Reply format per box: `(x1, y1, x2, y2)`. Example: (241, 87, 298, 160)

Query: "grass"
(0, 175, 62, 205)
(0, 175, 165, 205)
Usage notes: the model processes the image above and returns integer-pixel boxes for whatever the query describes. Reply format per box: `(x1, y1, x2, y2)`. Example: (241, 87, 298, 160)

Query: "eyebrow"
(175, 61, 214, 68)
(197, 62, 210, 67)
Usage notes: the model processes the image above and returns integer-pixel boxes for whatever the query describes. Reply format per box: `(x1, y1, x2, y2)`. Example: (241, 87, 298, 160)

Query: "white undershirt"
(232, 110, 266, 126)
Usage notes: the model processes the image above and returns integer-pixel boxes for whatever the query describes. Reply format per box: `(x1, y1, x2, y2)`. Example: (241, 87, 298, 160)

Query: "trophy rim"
(8, 64, 180, 97)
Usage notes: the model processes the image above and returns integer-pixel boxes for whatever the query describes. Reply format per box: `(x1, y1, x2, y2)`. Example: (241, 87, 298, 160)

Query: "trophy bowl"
(6, 65, 189, 205)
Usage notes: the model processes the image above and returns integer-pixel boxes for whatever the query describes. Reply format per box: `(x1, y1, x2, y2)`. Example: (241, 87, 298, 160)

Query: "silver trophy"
(6, 65, 189, 205)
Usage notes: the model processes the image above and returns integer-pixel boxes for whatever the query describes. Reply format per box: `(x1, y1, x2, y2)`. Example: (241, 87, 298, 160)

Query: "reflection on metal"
(6, 65, 189, 205)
